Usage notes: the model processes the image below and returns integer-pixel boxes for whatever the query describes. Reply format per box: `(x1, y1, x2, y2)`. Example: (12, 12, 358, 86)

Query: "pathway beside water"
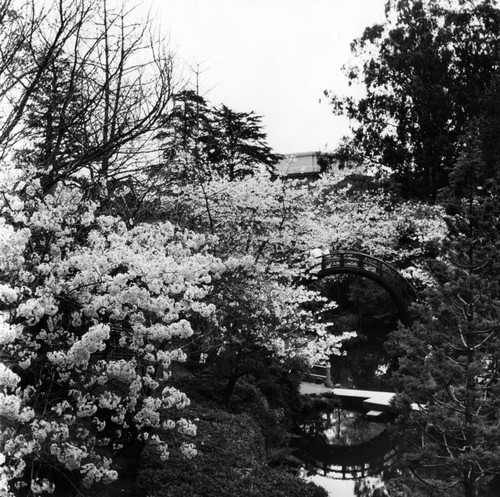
(300, 382, 421, 413)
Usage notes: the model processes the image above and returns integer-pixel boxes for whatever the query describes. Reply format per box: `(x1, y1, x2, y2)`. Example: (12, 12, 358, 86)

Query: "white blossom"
(0, 364, 20, 390)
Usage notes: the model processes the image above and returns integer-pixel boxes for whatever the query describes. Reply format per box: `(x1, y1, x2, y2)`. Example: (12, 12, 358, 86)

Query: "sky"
(148, 0, 387, 154)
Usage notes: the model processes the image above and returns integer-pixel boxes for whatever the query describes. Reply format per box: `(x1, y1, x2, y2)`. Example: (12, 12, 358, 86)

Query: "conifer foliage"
(389, 136, 500, 497)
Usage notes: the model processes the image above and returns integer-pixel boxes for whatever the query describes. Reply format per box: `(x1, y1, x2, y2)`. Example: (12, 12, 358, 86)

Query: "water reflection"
(330, 334, 392, 391)
(300, 275, 404, 495)
(294, 406, 500, 497)
(293, 409, 396, 496)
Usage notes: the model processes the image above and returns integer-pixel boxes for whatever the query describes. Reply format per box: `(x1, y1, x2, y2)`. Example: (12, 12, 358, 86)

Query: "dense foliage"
(388, 120, 500, 497)
(326, 2, 500, 495)
(329, 0, 500, 199)
(137, 405, 326, 497)
(156, 90, 282, 182)
(0, 1, 355, 495)
(4, 0, 500, 496)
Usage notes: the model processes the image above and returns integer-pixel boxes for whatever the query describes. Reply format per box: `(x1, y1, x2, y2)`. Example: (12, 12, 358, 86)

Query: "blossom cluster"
(309, 172, 447, 263)
(155, 172, 366, 368)
(0, 178, 223, 495)
(0, 158, 449, 495)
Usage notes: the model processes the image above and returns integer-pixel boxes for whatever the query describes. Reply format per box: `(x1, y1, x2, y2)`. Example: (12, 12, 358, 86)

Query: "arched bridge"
(310, 250, 417, 325)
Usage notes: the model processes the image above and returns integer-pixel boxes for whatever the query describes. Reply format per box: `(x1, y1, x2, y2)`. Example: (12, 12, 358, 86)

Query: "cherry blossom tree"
(0, 167, 225, 495)
(157, 168, 447, 286)
(146, 168, 448, 401)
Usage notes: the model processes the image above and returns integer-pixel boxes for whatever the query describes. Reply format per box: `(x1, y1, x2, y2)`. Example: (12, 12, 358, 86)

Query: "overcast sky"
(149, 0, 387, 154)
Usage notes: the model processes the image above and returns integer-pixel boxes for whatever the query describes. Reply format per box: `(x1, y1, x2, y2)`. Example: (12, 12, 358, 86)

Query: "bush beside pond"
(137, 406, 327, 497)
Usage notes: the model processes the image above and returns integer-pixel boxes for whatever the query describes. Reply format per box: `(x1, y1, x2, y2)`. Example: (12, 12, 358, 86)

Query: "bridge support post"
(325, 366, 333, 388)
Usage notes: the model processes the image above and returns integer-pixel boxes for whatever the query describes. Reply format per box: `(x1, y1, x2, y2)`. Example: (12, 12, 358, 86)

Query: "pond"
(294, 274, 500, 496)
(292, 274, 404, 495)
(294, 276, 399, 496)
(292, 407, 397, 497)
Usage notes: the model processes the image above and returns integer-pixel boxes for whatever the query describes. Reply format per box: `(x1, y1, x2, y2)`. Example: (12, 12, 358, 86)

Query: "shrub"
(137, 406, 326, 497)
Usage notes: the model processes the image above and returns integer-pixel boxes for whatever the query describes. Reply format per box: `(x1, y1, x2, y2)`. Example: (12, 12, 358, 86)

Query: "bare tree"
(1, 0, 177, 193)
(0, 0, 92, 150)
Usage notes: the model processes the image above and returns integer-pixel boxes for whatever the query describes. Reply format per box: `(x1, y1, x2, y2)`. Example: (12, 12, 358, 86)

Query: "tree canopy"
(0, 2, 345, 495)
(388, 103, 500, 497)
(4, 0, 500, 495)
(329, 0, 500, 199)
(157, 91, 281, 182)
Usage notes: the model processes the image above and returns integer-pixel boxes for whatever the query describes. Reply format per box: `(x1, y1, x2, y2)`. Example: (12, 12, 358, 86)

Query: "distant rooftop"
(275, 151, 322, 178)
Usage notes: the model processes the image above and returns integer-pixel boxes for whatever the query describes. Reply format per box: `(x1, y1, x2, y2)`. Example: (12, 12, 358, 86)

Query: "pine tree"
(14, 55, 89, 189)
(157, 97, 281, 183)
(388, 132, 500, 497)
(207, 105, 281, 180)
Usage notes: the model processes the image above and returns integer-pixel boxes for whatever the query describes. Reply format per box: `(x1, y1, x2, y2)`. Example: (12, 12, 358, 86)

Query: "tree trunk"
(222, 375, 239, 407)
(464, 478, 478, 497)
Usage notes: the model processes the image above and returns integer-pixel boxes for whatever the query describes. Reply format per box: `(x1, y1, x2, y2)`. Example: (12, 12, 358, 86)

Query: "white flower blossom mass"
(0, 174, 223, 494)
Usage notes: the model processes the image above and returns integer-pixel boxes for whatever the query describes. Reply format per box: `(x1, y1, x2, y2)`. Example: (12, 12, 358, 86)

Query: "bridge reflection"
(293, 409, 396, 480)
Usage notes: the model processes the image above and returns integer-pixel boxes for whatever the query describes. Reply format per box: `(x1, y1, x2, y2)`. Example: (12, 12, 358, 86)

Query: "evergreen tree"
(207, 105, 281, 180)
(329, 0, 500, 199)
(157, 97, 281, 182)
(14, 55, 89, 189)
(156, 89, 213, 178)
(388, 133, 500, 496)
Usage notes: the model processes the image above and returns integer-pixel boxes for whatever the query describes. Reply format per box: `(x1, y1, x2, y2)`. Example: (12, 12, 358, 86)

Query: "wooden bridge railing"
(318, 250, 417, 308)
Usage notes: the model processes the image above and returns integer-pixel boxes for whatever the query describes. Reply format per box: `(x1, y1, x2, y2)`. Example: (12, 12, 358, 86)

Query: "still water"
(296, 276, 403, 495)
(293, 324, 399, 496)
(293, 408, 396, 497)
